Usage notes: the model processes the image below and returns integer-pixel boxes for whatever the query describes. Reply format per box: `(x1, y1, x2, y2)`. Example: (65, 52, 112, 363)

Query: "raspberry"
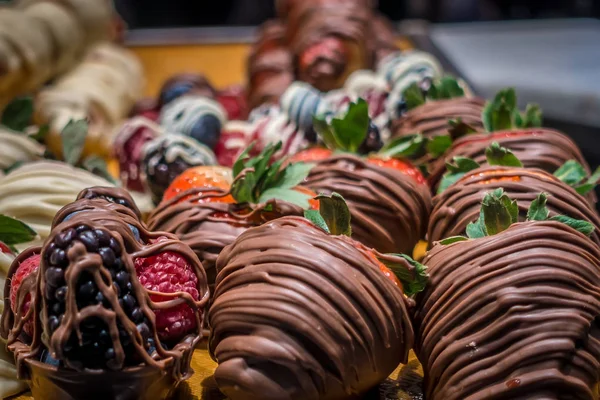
(134, 242, 199, 343)
(44, 225, 150, 370)
(9, 253, 41, 337)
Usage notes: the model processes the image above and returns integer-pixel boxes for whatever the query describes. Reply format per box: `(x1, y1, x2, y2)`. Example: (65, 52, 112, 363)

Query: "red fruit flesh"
(0, 241, 13, 255)
(367, 157, 427, 185)
(134, 245, 200, 342)
(10, 253, 41, 337)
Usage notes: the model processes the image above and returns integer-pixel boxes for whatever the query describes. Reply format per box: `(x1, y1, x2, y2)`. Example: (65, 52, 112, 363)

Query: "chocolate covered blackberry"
(141, 134, 217, 204)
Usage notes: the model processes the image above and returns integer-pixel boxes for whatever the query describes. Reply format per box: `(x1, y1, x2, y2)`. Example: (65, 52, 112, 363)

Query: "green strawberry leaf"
(30, 124, 50, 142)
(3, 161, 24, 175)
(554, 160, 587, 186)
(275, 162, 315, 189)
(427, 76, 465, 100)
(379, 134, 426, 159)
(439, 236, 469, 245)
(467, 188, 518, 238)
(61, 119, 89, 165)
(313, 116, 339, 150)
(448, 118, 477, 139)
(379, 253, 428, 296)
(516, 104, 543, 128)
(304, 209, 330, 233)
(403, 83, 426, 110)
(315, 193, 352, 236)
(426, 135, 452, 158)
(527, 192, 549, 221)
(482, 88, 516, 132)
(437, 156, 480, 194)
(232, 143, 255, 177)
(485, 142, 523, 167)
(82, 156, 117, 185)
(1, 96, 34, 132)
(330, 99, 369, 153)
(258, 188, 312, 209)
(576, 166, 600, 196)
(0, 214, 37, 245)
(549, 215, 594, 236)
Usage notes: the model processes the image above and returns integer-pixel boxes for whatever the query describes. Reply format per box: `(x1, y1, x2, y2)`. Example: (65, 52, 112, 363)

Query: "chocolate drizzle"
(429, 129, 591, 190)
(209, 216, 413, 400)
(304, 154, 431, 254)
(415, 221, 600, 399)
(1, 188, 209, 399)
(428, 166, 600, 247)
(147, 187, 305, 289)
(391, 97, 485, 140)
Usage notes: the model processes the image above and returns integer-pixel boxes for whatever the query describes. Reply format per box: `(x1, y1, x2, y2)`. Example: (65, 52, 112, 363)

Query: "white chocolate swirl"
(0, 128, 45, 171)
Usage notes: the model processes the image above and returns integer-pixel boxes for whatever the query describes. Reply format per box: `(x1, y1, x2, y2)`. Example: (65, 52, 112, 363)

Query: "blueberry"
(188, 114, 221, 150)
(137, 323, 151, 340)
(128, 224, 141, 242)
(41, 350, 60, 366)
(78, 231, 99, 252)
(396, 99, 408, 116)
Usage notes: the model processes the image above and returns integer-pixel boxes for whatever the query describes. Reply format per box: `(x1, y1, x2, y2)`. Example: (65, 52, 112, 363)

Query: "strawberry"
(9, 253, 41, 337)
(214, 121, 257, 168)
(297, 99, 427, 185)
(303, 193, 427, 296)
(162, 165, 235, 204)
(216, 85, 248, 121)
(134, 238, 200, 342)
(0, 241, 13, 256)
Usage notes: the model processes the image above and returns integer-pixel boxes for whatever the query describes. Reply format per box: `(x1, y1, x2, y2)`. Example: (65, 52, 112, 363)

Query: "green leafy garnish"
(426, 135, 452, 158)
(378, 253, 428, 296)
(30, 124, 49, 142)
(61, 119, 89, 165)
(485, 142, 523, 167)
(554, 160, 600, 196)
(82, 156, 117, 185)
(438, 236, 469, 245)
(482, 88, 542, 132)
(313, 193, 352, 236)
(1, 96, 34, 132)
(466, 188, 518, 238)
(312, 99, 369, 153)
(402, 76, 466, 111)
(303, 209, 330, 233)
(548, 215, 594, 236)
(448, 118, 477, 138)
(379, 134, 426, 159)
(231, 141, 315, 209)
(526, 193, 549, 221)
(0, 215, 37, 246)
(437, 156, 480, 194)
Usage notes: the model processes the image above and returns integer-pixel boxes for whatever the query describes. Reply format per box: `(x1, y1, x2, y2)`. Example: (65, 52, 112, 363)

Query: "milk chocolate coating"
(391, 97, 485, 140)
(429, 129, 591, 191)
(247, 20, 294, 110)
(304, 155, 431, 254)
(209, 216, 413, 400)
(428, 166, 600, 247)
(147, 187, 305, 289)
(1, 188, 209, 399)
(414, 221, 600, 400)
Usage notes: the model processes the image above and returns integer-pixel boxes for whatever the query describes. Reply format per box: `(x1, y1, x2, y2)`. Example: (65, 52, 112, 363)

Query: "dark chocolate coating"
(414, 220, 600, 400)
(391, 97, 485, 140)
(209, 216, 413, 400)
(428, 129, 591, 191)
(428, 166, 600, 247)
(1, 188, 209, 399)
(304, 154, 431, 254)
(247, 20, 294, 110)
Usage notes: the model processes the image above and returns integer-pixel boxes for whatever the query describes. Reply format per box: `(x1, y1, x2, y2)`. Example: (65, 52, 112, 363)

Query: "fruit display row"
(1, 0, 600, 399)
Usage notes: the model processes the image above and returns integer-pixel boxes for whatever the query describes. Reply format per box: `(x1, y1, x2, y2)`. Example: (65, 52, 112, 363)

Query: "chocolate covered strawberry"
(291, 99, 432, 254)
(9, 252, 40, 337)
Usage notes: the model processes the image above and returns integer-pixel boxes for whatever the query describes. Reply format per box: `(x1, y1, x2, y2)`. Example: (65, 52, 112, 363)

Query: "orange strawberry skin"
(162, 166, 235, 204)
(367, 157, 427, 185)
(289, 147, 333, 164)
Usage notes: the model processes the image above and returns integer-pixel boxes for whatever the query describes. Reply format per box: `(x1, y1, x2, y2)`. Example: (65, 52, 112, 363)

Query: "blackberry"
(358, 122, 383, 155)
(141, 135, 216, 204)
(44, 225, 151, 370)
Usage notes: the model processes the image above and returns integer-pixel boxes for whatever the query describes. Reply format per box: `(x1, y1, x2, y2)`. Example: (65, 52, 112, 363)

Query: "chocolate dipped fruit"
(429, 144, 600, 246)
(148, 141, 318, 290)
(291, 99, 431, 254)
(415, 189, 600, 400)
(1, 187, 209, 400)
(209, 194, 425, 400)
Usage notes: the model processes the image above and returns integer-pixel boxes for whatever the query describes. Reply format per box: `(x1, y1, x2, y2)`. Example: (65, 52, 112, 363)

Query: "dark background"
(115, 0, 599, 29)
